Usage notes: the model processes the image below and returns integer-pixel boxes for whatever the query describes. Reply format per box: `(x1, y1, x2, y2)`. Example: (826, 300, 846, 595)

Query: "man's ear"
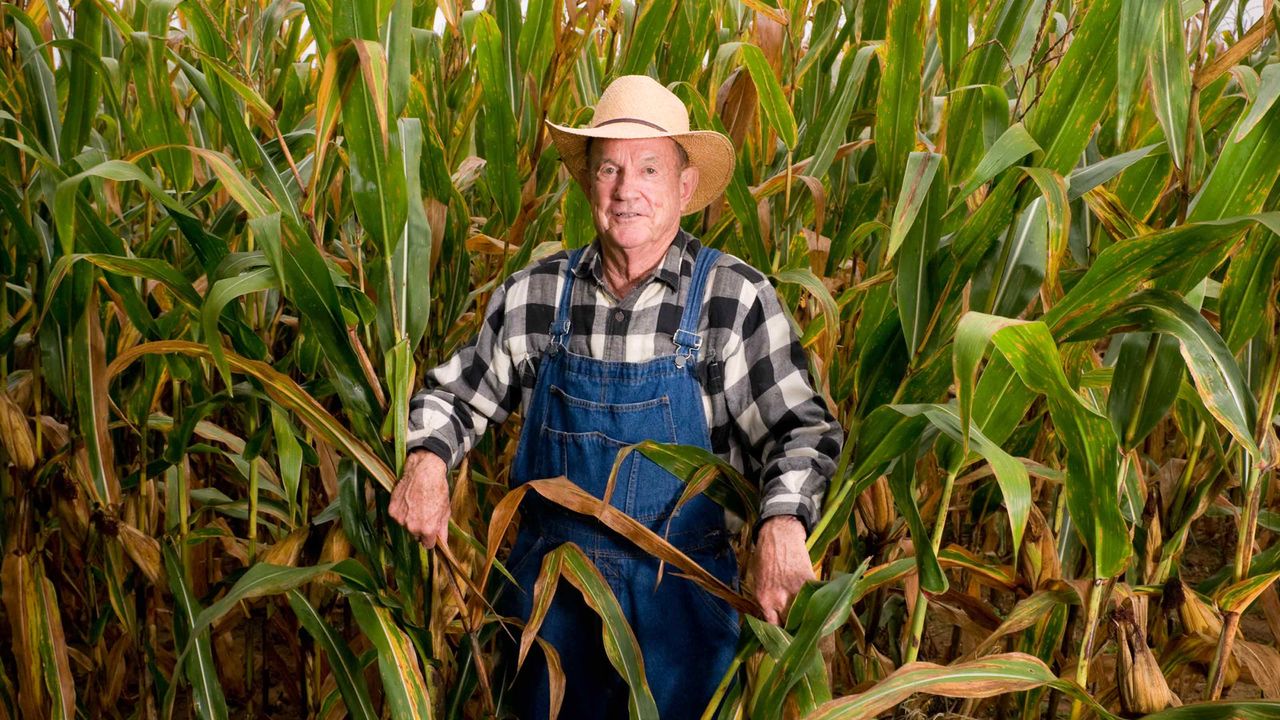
(679, 164, 700, 210)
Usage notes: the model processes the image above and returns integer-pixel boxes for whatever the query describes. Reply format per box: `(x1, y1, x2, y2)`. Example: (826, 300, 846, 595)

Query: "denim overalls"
(497, 244, 740, 719)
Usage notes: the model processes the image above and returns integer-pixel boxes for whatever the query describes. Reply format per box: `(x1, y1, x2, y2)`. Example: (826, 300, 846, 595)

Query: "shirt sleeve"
(720, 273, 843, 533)
(406, 281, 520, 469)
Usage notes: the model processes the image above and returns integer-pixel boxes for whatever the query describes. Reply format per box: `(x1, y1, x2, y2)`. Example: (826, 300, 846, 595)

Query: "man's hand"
(751, 515, 815, 625)
(389, 450, 451, 549)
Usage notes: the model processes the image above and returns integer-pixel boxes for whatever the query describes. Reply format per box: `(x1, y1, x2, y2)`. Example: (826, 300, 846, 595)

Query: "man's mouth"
(612, 211, 642, 220)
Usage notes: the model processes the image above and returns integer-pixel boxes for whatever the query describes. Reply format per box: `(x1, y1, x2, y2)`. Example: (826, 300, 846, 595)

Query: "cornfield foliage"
(2, 0, 1280, 717)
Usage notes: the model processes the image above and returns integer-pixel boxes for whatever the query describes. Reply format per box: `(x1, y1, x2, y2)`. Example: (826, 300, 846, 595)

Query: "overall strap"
(550, 246, 589, 351)
(672, 247, 722, 367)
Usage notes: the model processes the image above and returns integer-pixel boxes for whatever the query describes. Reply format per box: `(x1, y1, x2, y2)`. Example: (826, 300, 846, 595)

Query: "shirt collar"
(573, 229, 696, 292)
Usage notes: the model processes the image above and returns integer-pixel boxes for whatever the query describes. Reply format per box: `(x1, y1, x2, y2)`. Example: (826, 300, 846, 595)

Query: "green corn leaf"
(1116, 0, 1162, 141)
(1188, 76, 1280, 222)
(332, 0, 379, 42)
(1215, 571, 1280, 615)
(1045, 214, 1280, 339)
(10, 8, 62, 163)
(256, 214, 382, 434)
(937, 0, 966, 88)
(105, 340, 396, 491)
(377, 117, 433, 350)
(965, 585, 1081, 659)
(966, 351, 1038, 451)
(1024, 0, 1122, 173)
(269, 404, 305, 523)
(955, 314, 1130, 578)
(752, 566, 867, 718)
(809, 406, 930, 560)
(633, 441, 758, 522)
(888, 403, 1030, 559)
(287, 590, 378, 720)
(875, 0, 928, 197)
(474, 13, 520, 223)
(1235, 64, 1280, 141)
(946, 0, 1031, 181)
(202, 266, 279, 389)
(61, 0, 102, 154)
(806, 45, 876, 182)
(1065, 290, 1262, 460)
(386, 0, 412, 117)
(191, 563, 336, 639)
(775, 267, 841, 358)
(971, 198, 1047, 318)
(1066, 143, 1161, 201)
(1219, 227, 1280, 352)
(132, 0, 193, 189)
(886, 152, 942, 261)
(54, 159, 197, 256)
(803, 653, 1116, 720)
(1106, 332, 1187, 450)
(1018, 167, 1069, 293)
(885, 453, 947, 593)
(164, 545, 229, 720)
(72, 290, 120, 507)
(618, 0, 676, 77)
(1150, 0, 1193, 170)
(348, 593, 433, 720)
(740, 43, 799, 151)
(46, 253, 202, 314)
(894, 153, 946, 354)
(339, 39, 408, 261)
(384, 339, 413, 473)
(517, 0, 556, 83)
(951, 124, 1041, 210)
(746, 616, 831, 715)
(190, 148, 276, 219)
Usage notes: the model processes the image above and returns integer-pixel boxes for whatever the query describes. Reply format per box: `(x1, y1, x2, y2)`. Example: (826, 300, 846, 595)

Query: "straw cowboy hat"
(547, 75, 736, 214)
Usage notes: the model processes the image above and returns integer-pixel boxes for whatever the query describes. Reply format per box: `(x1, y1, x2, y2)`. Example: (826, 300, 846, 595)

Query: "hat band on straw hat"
(594, 117, 671, 133)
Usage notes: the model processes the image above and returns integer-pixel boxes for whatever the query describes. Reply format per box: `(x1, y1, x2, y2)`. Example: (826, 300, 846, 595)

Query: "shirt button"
(614, 310, 624, 322)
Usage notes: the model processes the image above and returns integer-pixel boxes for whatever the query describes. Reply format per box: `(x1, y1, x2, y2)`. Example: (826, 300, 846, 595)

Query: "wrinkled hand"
(751, 515, 815, 625)
(389, 450, 451, 549)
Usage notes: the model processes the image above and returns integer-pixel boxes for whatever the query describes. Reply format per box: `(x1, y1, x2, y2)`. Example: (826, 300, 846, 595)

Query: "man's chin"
(599, 229, 661, 250)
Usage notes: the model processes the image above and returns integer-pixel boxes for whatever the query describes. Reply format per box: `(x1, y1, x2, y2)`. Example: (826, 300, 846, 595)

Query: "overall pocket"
(537, 385, 681, 515)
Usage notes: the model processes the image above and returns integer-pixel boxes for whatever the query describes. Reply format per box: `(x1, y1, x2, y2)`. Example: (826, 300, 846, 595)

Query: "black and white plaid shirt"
(406, 230, 842, 530)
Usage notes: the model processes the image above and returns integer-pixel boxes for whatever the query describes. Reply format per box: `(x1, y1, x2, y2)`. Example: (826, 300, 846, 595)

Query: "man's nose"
(611, 169, 640, 198)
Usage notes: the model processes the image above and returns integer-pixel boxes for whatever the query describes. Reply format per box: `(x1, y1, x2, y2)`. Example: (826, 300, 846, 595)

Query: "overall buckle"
(673, 329, 702, 368)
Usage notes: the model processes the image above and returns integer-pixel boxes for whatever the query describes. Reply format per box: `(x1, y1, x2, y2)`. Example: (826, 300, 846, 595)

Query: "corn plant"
(2, 0, 1280, 718)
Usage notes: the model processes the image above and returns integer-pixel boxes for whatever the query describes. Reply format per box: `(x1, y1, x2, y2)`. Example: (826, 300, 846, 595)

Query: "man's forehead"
(589, 137, 682, 162)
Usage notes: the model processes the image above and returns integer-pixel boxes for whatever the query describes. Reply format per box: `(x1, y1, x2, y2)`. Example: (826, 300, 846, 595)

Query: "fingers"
(388, 453, 451, 550)
(756, 586, 790, 626)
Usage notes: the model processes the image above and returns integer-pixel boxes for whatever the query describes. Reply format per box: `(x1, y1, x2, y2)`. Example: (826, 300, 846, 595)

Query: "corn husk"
(856, 474, 894, 538)
(1113, 597, 1180, 716)
(0, 390, 36, 470)
(1019, 504, 1061, 589)
(1168, 579, 1223, 637)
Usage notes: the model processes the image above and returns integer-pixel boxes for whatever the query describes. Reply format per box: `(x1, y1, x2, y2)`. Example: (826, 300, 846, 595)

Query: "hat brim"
(546, 120, 736, 214)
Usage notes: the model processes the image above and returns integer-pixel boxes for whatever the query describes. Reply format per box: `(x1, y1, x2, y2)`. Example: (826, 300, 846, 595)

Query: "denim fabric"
(497, 246, 740, 719)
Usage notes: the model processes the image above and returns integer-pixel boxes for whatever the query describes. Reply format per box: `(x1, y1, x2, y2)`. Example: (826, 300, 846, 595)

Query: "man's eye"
(597, 166, 617, 178)
(644, 166, 659, 176)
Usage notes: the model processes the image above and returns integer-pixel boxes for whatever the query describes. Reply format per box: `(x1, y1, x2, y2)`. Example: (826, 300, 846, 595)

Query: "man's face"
(588, 137, 699, 254)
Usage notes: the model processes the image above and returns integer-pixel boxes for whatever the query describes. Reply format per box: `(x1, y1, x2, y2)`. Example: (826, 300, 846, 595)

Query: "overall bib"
(498, 245, 740, 720)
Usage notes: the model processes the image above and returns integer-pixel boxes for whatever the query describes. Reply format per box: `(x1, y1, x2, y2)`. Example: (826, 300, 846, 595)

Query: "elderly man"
(391, 75, 841, 719)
